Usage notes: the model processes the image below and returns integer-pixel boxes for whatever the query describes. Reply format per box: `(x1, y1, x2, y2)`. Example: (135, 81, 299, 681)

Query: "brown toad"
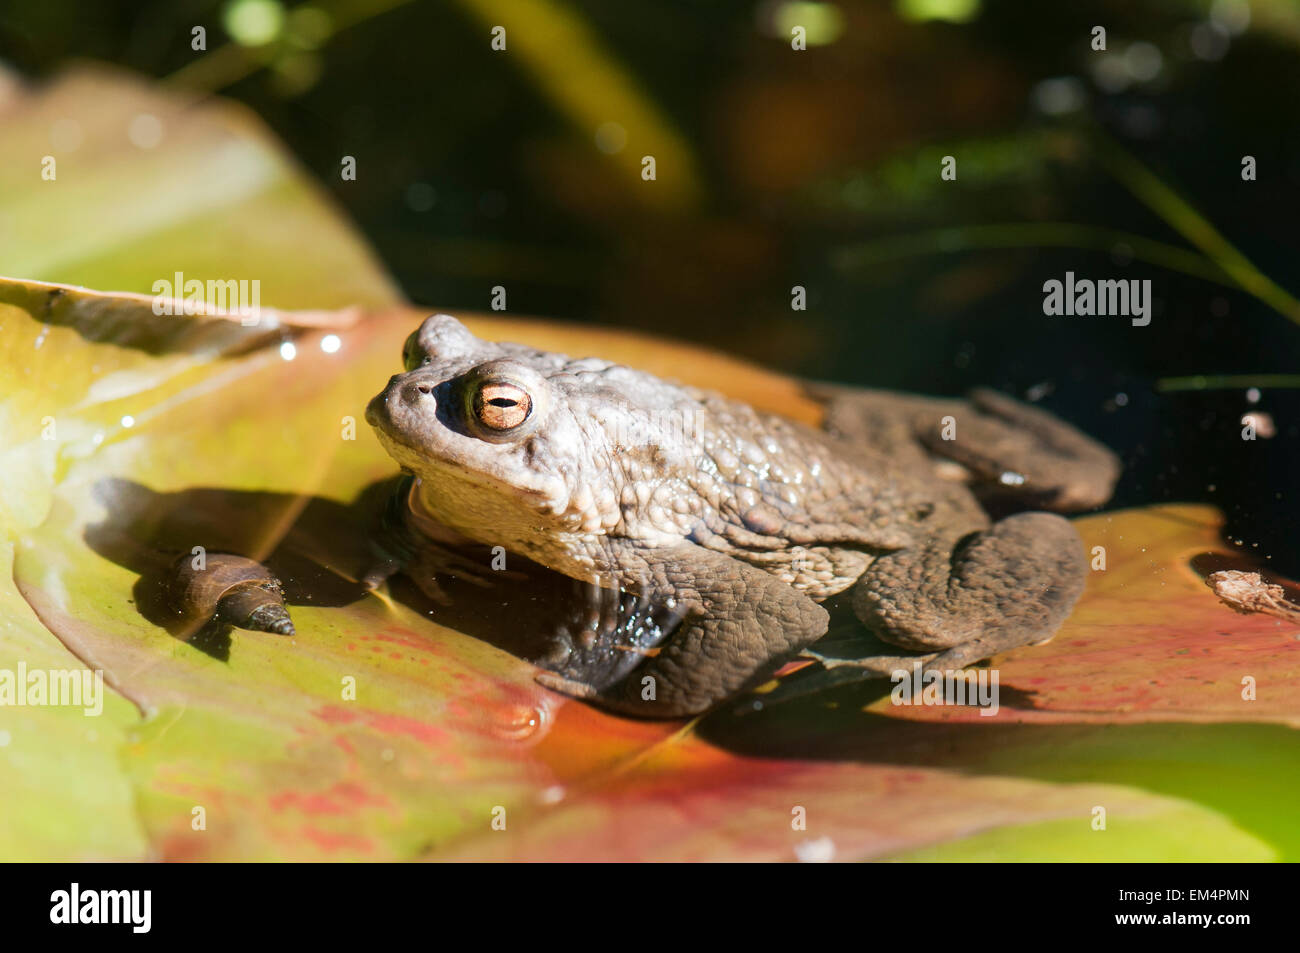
(364, 314, 1119, 717)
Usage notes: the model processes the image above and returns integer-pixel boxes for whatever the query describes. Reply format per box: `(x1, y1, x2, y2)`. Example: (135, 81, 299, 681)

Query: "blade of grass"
(164, 0, 416, 97)
(451, 0, 703, 212)
(1156, 373, 1300, 393)
(1088, 128, 1300, 327)
(834, 222, 1234, 285)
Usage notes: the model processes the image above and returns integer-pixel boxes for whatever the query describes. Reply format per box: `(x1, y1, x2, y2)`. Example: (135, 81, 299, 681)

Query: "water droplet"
(495, 703, 545, 741)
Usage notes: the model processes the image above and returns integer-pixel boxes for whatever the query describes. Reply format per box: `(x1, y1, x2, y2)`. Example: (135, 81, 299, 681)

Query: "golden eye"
(473, 381, 532, 431)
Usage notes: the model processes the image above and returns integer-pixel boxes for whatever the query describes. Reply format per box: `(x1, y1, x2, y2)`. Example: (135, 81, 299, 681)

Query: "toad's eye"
(472, 381, 532, 431)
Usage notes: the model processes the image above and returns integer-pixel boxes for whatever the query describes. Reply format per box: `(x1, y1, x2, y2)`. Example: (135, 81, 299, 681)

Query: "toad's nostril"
(415, 381, 435, 395)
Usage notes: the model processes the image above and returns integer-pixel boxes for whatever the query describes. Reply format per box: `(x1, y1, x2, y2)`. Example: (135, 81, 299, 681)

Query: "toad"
(364, 314, 1119, 717)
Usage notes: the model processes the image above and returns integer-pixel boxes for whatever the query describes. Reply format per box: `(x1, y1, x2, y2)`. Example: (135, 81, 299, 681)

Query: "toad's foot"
(799, 647, 939, 677)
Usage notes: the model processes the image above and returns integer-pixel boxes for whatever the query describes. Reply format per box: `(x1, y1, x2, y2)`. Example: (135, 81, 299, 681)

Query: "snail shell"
(169, 554, 296, 636)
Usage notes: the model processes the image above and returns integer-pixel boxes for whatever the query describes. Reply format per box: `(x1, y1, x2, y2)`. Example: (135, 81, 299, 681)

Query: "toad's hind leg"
(811, 384, 1119, 512)
(852, 511, 1087, 669)
(923, 389, 1120, 511)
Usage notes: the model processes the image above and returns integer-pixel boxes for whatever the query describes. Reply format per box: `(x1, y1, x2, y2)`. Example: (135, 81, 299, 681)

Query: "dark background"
(2, 0, 1297, 572)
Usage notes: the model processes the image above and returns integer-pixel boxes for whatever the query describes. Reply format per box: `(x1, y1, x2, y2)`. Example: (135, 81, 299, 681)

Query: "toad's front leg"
(537, 543, 829, 718)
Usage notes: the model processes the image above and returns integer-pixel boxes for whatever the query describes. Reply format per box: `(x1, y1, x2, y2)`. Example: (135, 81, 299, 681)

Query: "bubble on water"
(1241, 412, 1276, 438)
(495, 703, 546, 741)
